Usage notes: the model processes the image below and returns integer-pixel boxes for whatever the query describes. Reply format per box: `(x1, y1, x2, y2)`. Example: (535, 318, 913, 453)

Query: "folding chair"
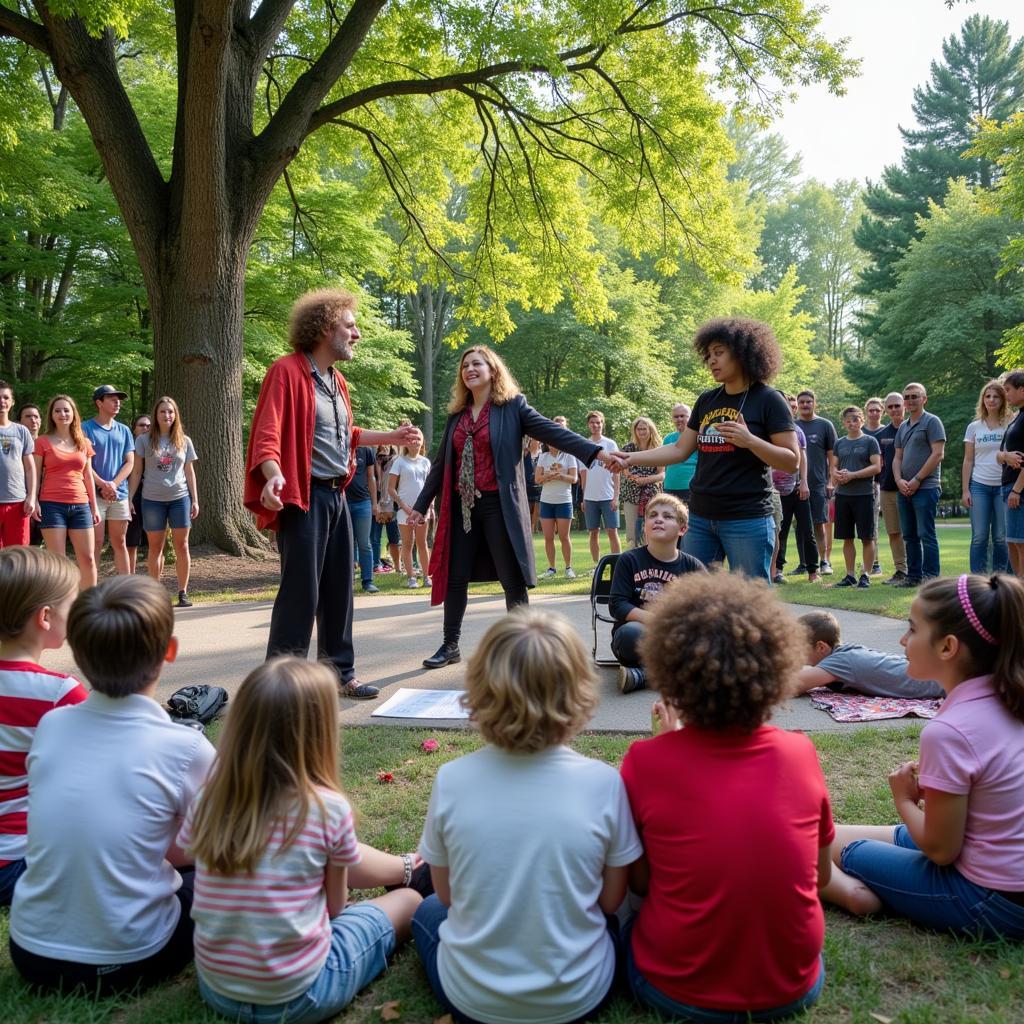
(590, 552, 620, 665)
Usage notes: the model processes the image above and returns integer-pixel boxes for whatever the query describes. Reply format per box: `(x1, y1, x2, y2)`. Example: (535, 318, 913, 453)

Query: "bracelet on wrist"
(400, 852, 414, 887)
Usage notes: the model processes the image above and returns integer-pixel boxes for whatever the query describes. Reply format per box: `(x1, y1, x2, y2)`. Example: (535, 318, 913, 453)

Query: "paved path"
(43, 590, 919, 735)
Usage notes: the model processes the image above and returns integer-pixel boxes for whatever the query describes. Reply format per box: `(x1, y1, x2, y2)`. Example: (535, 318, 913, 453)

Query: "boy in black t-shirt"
(609, 494, 705, 693)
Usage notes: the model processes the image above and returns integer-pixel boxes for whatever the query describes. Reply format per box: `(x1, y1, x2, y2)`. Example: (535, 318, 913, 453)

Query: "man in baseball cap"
(83, 385, 134, 574)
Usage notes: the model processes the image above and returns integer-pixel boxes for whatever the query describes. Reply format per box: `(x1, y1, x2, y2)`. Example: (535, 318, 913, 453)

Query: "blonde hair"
(464, 608, 598, 751)
(447, 345, 521, 412)
(975, 379, 1010, 425)
(630, 416, 662, 451)
(187, 658, 343, 874)
(645, 493, 688, 528)
(0, 547, 78, 640)
(45, 394, 87, 451)
(289, 288, 358, 353)
(149, 396, 187, 454)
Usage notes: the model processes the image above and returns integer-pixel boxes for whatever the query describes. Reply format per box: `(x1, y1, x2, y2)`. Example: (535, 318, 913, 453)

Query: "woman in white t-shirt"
(962, 380, 1011, 574)
(413, 609, 642, 1024)
(390, 440, 432, 589)
(536, 444, 578, 578)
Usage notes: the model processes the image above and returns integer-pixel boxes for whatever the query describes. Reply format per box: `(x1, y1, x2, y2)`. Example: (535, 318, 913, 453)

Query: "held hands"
(713, 413, 754, 449)
(888, 760, 921, 806)
(406, 509, 426, 527)
(99, 480, 117, 502)
(605, 450, 631, 474)
(261, 474, 286, 512)
(393, 424, 422, 448)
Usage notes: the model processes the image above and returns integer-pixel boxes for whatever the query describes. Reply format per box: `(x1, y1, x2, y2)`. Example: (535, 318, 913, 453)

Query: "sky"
(774, 0, 1024, 186)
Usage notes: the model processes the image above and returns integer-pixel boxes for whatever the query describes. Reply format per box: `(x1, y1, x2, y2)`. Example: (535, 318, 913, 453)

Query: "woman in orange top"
(33, 396, 100, 589)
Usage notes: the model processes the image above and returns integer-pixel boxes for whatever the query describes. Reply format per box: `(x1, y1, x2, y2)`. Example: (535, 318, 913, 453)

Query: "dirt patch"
(106, 543, 282, 597)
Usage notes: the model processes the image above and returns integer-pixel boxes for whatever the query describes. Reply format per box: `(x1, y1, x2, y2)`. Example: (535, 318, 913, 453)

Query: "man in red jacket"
(245, 289, 420, 699)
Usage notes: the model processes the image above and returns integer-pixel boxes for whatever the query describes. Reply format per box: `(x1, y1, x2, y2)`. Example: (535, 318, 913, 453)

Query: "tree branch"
(0, 2, 48, 51)
(250, 0, 296, 61)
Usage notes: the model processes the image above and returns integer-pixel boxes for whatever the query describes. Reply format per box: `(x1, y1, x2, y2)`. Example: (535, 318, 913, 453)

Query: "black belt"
(311, 476, 345, 490)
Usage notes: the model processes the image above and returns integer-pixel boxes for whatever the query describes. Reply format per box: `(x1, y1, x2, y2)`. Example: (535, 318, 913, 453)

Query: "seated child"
(822, 574, 1024, 939)
(795, 610, 944, 698)
(414, 608, 642, 1024)
(608, 494, 704, 695)
(0, 548, 87, 905)
(9, 575, 215, 996)
(621, 572, 833, 1021)
(179, 657, 423, 1024)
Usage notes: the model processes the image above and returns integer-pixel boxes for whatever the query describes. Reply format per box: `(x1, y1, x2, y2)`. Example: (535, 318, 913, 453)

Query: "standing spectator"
(0, 382, 36, 548)
(553, 415, 586, 529)
(863, 397, 886, 575)
(371, 445, 401, 573)
(580, 410, 621, 569)
(662, 403, 698, 503)
(998, 370, 1024, 577)
(125, 413, 151, 574)
(892, 382, 946, 587)
(523, 437, 543, 533)
(876, 392, 909, 585)
(775, 394, 818, 583)
(390, 438, 432, 589)
(962, 380, 1011, 574)
(243, 289, 419, 698)
(620, 417, 664, 548)
(16, 403, 43, 547)
(33, 395, 100, 589)
(796, 390, 837, 575)
(82, 385, 134, 576)
(348, 445, 379, 593)
(828, 406, 881, 589)
(128, 397, 199, 608)
(536, 440, 579, 578)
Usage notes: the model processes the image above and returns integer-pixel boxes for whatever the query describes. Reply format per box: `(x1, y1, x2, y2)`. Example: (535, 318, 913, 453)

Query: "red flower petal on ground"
(377, 771, 394, 783)
(421, 739, 439, 752)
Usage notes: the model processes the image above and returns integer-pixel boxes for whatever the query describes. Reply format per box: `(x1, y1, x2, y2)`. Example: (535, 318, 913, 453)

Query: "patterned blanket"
(807, 687, 943, 723)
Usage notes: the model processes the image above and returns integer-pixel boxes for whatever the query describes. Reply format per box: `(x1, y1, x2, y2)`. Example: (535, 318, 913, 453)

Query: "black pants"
(776, 490, 819, 574)
(443, 492, 528, 646)
(611, 622, 644, 669)
(267, 483, 355, 682)
(10, 871, 195, 997)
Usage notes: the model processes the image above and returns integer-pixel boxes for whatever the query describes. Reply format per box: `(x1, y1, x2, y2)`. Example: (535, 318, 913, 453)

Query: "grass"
(3, 724, 1023, 1024)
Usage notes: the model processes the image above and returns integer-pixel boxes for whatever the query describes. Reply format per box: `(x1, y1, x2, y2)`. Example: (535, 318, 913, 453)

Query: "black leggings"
(443, 492, 528, 645)
(777, 490, 819, 573)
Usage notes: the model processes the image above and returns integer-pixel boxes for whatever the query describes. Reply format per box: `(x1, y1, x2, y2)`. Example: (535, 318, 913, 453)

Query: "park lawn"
(3, 723, 1023, 1024)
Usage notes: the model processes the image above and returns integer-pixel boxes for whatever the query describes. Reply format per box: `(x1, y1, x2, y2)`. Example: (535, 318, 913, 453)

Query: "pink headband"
(957, 575, 998, 646)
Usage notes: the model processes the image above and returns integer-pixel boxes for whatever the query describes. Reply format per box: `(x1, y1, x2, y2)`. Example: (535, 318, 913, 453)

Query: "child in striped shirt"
(179, 657, 422, 1024)
(0, 547, 86, 904)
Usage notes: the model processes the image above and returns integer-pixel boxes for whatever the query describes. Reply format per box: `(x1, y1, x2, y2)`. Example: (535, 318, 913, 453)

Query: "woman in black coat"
(409, 345, 613, 668)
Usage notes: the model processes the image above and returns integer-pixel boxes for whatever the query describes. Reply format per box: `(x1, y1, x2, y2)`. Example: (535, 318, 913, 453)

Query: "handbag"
(166, 684, 228, 727)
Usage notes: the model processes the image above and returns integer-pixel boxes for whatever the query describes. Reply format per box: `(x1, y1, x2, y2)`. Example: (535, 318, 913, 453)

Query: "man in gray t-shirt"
(796, 390, 836, 572)
(892, 382, 946, 585)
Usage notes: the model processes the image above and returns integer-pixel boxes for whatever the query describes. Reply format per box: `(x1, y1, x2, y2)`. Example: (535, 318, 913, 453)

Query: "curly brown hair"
(288, 288, 358, 353)
(693, 317, 782, 385)
(639, 571, 803, 731)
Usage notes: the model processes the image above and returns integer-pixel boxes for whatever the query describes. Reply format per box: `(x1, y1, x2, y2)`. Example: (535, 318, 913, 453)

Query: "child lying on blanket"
(795, 610, 944, 699)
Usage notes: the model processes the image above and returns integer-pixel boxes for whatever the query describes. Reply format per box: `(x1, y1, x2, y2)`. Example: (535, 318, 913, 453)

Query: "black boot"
(423, 642, 461, 669)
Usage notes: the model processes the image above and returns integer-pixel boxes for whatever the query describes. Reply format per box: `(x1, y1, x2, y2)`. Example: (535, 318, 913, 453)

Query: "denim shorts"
(39, 501, 93, 531)
(1003, 485, 1024, 543)
(142, 495, 191, 532)
(584, 499, 619, 530)
(198, 903, 395, 1024)
(539, 500, 573, 520)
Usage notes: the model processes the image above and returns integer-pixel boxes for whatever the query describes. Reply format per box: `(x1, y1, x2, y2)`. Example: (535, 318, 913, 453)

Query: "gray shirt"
(895, 411, 945, 489)
(0, 423, 34, 503)
(820, 643, 944, 700)
(799, 416, 837, 493)
(308, 359, 350, 480)
(834, 434, 880, 497)
(135, 434, 197, 501)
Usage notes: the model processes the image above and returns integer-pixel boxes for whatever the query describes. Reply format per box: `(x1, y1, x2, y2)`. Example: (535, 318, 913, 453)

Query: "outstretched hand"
(604, 450, 631, 473)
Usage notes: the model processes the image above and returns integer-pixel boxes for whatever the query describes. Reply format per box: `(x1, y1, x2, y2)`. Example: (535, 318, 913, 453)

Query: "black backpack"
(166, 685, 228, 729)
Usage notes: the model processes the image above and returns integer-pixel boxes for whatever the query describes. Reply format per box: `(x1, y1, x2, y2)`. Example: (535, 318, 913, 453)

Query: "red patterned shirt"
(453, 403, 498, 493)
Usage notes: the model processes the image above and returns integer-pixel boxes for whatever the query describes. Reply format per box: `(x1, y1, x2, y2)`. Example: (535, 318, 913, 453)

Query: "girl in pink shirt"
(824, 573, 1024, 939)
(179, 658, 423, 1023)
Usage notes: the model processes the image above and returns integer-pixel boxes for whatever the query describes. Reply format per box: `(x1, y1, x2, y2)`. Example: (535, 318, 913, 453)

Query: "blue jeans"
(198, 904, 394, 1024)
(1003, 485, 1024, 544)
(897, 488, 940, 580)
(968, 481, 1008, 574)
(624, 919, 824, 1022)
(842, 825, 1024, 940)
(0, 858, 25, 905)
(682, 513, 775, 581)
(370, 517, 400, 566)
(348, 499, 374, 586)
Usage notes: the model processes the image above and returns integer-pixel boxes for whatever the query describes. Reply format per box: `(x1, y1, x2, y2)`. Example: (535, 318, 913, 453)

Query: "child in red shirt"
(621, 572, 834, 1020)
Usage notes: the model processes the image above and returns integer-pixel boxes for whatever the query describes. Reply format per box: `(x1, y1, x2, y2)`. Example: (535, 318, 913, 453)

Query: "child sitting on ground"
(621, 572, 834, 1021)
(9, 575, 215, 995)
(609, 493, 704, 695)
(821, 574, 1024, 938)
(794, 609, 944, 699)
(414, 608, 642, 1024)
(179, 657, 423, 1023)
(0, 547, 87, 905)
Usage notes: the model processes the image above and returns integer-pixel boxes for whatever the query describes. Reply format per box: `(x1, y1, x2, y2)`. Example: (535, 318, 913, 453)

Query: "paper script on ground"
(371, 688, 470, 719)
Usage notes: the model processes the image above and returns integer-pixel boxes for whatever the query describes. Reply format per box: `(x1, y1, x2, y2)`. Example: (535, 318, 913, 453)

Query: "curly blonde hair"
(288, 288, 358, 353)
(464, 607, 598, 751)
(447, 345, 521, 412)
(640, 572, 803, 731)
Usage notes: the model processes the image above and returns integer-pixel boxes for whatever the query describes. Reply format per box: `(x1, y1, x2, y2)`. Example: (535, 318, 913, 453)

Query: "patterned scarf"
(458, 411, 480, 532)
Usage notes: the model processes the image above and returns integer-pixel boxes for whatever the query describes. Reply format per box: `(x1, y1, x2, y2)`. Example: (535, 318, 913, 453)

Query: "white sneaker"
(406, 576, 420, 589)
(565, 566, 577, 579)
(425, 576, 432, 588)
(820, 560, 834, 576)
(541, 567, 557, 578)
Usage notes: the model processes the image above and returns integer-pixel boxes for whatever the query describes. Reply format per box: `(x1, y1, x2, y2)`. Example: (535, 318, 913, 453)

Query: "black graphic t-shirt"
(609, 546, 706, 628)
(1001, 412, 1024, 489)
(689, 382, 795, 520)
